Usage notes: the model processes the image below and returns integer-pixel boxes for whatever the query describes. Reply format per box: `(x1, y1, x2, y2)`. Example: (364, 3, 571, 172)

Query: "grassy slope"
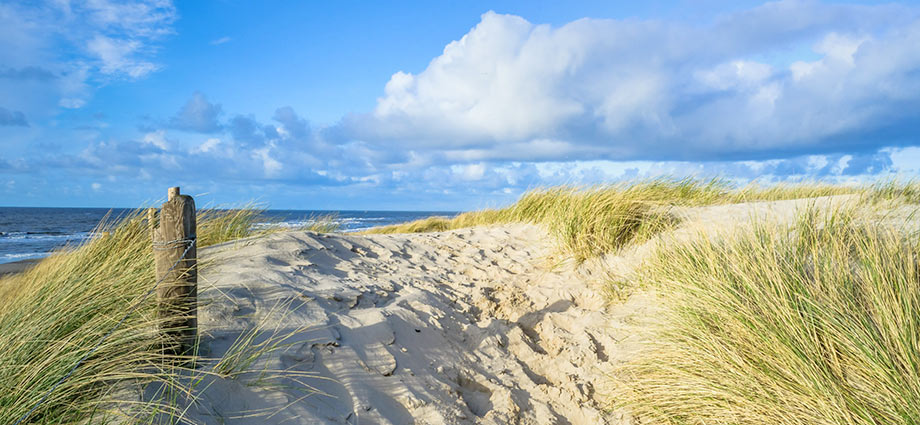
(0, 207, 333, 424)
(366, 179, 859, 261)
(613, 204, 920, 424)
(368, 179, 920, 423)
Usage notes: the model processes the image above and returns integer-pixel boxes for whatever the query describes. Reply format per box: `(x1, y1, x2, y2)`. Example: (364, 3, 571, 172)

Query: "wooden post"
(152, 186, 197, 355)
(146, 208, 157, 238)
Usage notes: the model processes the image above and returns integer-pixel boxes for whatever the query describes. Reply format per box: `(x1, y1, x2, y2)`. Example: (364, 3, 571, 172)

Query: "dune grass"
(613, 204, 920, 424)
(366, 178, 863, 261)
(0, 212, 163, 424)
(367, 183, 681, 261)
(728, 181, 859, 202)
(198, 207, 340, 247)
(0, 205, 301, 424)
(869, 179, 920, 204)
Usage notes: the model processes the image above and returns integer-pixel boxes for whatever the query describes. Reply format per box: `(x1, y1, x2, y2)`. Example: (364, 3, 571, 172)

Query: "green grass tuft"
(367, 178, 866, 261)
(0, 205, 311, 423)
(613, 204, 920, 424)
(198, 207, 339, 247)
(869, 179, 920, 204)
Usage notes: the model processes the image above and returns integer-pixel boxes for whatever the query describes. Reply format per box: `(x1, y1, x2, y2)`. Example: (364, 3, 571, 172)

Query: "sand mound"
(171, 195, 870, 424)
(185, 223, 633, 424)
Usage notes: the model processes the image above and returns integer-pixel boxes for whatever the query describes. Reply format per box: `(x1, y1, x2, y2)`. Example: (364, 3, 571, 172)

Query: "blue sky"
(1, 0, 919, 210)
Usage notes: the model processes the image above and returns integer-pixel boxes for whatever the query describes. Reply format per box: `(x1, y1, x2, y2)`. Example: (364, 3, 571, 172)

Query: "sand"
(183, 223, 629, 424)
(163, 195, 881, 424)
(0, 259, 40, 277)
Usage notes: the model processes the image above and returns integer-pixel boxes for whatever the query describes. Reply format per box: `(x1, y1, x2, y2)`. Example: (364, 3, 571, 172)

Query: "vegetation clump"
(198, 207, 339, 247)
(0, 206, 302, 423)
(367, 178, 861, 261)
(614, 205, 920, 424)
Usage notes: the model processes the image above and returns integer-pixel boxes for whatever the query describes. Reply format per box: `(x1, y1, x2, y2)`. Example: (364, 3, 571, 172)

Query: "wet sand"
(0, 259, 40, 277)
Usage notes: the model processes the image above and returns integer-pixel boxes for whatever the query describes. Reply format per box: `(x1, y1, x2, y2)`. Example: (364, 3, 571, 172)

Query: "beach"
(4, 186, 920, 424)
(3, 1, 916, 423)
(187, 223, 625, 423)
(160, 194, 871, 424)
(0, 259, 39, 277)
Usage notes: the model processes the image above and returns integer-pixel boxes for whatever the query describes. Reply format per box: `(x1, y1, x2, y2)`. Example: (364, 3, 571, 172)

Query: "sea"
(0, 207, 457, 265)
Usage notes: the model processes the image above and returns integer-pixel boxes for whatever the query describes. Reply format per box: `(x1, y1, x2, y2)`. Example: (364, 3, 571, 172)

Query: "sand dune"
(185, 223, 630, 424)
(176, 195, 867, 424)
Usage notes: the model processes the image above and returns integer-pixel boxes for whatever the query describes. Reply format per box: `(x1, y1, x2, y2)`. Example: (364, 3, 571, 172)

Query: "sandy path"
(177, 195, 881, 424)
(189, 224, 630, 424)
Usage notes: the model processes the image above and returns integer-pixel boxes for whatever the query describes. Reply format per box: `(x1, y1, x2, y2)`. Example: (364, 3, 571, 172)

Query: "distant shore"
(0, 259, 40, 277)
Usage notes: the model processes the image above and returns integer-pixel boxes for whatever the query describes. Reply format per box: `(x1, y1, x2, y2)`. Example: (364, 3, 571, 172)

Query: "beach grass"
(366, 183, 679, 261)
(366, 178, 863, 261)
(198, 206, 340, 247)
(869, 179, 920, 204)
(612, 203, 920, 424)
(0, 206, 290, 424)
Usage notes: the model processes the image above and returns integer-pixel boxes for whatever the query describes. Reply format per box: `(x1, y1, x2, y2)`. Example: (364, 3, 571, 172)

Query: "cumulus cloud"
(341, 2, 920, 162)
(5, 1, 920, 209)
(169, 92, 224, 133)
(229, 115, 269, 148)
(75, 106, 348, 183)
(191, 138, 223, 154)
(142, 130, 172, 150)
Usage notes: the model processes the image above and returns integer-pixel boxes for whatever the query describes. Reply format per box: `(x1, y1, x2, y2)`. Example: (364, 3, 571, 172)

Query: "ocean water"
(0, 207, 456, 265)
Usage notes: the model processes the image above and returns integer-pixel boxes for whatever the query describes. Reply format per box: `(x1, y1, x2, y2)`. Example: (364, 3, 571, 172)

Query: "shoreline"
(0, 259, 41, 277)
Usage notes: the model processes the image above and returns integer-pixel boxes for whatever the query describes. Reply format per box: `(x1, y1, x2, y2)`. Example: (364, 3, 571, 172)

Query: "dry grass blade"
(613, 204, 920, 424)
(366, 178, 863, 261)
(0, 205, 322, 424)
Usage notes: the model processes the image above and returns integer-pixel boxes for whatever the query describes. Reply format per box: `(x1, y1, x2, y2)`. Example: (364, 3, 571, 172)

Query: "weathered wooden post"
(152, 187, 197, 355)
(147, 207, 157, 238)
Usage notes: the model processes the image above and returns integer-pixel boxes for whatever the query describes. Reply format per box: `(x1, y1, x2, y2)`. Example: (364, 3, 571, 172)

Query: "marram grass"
(0, 212, 163, 423)
(0, 206, 312, 424)
(366, 178, 865, 261)
(869, 179, 920, 204)
(613, 205, 920, 424)
(367, 184, 678, 262)
(197, 206, 340, 247)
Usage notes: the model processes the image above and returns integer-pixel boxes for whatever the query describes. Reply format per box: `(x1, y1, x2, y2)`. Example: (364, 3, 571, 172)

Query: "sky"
(1, 0, 919, 210)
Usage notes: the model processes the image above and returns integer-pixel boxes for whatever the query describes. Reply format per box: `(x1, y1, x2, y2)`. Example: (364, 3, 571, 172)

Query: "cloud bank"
(3, 0, 920, 208)
(342, 2, 920, 162)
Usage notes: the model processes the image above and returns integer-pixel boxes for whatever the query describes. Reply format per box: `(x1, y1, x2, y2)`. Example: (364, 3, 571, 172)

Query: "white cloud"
(0, 0, 175, 121)
(142, 130, 170, 150)
(87, 35, 159, 78)
(696, 60, 773, 91)
(192, 138, 222, 154)
(887, 146, 920, 175)
(342, 3, 920, 163)
(82, 0, 177, 38)
(253, 147, 283, 177)
(452, 163, 487, 181)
